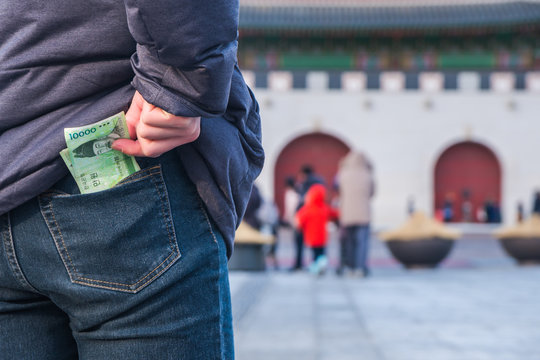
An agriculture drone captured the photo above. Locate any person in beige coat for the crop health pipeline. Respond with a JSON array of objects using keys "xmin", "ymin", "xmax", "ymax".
[{"xmin": 336, "ymin": 151, "xmax": 375, "ymax": 276}]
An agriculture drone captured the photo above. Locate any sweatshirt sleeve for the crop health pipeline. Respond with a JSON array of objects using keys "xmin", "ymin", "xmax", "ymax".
[{"xmin": 123, "ymin": 0, "xmax": 239, "ymax": 117}]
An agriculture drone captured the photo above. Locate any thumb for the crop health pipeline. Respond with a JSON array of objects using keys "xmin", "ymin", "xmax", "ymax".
[{"xmin": 111, "ymin": 138, "xmax": 144, "ymax": 157}]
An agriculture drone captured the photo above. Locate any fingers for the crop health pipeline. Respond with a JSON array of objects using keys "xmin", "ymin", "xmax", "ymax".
[
  {"xmin": 113, "ymin": 135, "xmax": 199, "ymax": 158},
  {"xmin": 111, "ymin": 138, "xmax": 144, "ymax": 157},
  {"xmin": 137, "ymin": 137, "xmax": 197, "ymax": 158},
  {"xmin": 112, "ymin": 91, "xmax": 201, "ymax": 158},
  {"xmin": 141, "ymin": 104, "xmax": 196, "ymax": 129},
  {"xmin": 135, "ymin": 115, "xmax": 200, "ymax": 141}
]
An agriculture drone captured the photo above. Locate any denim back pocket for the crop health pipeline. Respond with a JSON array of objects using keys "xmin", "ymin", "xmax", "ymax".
[{"xmin": 38, "ymin": 165, "xmax": 180, "ymax": 293}]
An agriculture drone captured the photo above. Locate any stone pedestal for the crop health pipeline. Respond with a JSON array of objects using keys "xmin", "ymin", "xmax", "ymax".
[
  {"xmin": 228, "ymin": 243, "xmax": 268, "ymax": 271},
  {"xmin": 228, "ymin": 222, "xmax": 274, "ymax": 271}
]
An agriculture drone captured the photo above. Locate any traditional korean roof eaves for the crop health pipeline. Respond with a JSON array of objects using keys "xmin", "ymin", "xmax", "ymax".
[{"xmin": 239, "ymin": 1, "xmax": 540, "ymax": 31}]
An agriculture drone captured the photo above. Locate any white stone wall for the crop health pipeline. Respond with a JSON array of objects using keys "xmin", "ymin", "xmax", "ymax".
[{"xmin": 251, "ymin": 83, "xmax": 540, "ymax": 229}]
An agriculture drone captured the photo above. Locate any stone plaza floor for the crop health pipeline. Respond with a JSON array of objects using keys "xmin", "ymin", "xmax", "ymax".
[{"xmin": 229, "ymin": 228, "xmax": 540, "ymax": 360}]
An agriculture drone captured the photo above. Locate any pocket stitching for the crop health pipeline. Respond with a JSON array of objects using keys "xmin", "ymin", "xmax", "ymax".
[
  {"xmin": 74, "ymin": 169, "xmax": 179, "ymax": 289},
  {"xmin": 74, "ymin": 252, "xmax": 178, "ymax": 287},
  {"xmin": 42, "ymin": 166, "xmax": 163, "ymax": 199},
  {"xmin": 72, "ymin": 250, "xmax": 179, "ymax": 288},
  {"xmin": 113, "ymin": 173, "xmax": 156, "ymax": 187},
  {"xmin": 40, "ymin": 199, "xmax": 81, "ymax": 283},
  {"xmin": 115, "ymin": 165, "xmax": 162, "ymax": 187},
  {"xmin": 72, "ymin": 255, "xmax": 177, "ymax": 293},
  {"xmin": 40, "ymin": 166, "xmax": 180, "ymax": 292}
]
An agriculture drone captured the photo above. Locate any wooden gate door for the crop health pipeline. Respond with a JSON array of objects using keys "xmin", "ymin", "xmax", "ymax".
[
  {"xmin": 274, "ymin": 133, "xmax": 350, "ymax": 216},
  {"xmin": 434, "ymin": 142, "xmax": 501, "ymax": 222}
]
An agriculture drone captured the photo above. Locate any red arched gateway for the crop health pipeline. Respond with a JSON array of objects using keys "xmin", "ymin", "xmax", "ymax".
[
  {"xmin": 274, "ymin": 133, "xmax": 350, "ymax": 216},
  {"xmin": 434, "ymin": 141, "xmax": 502, "ymax": 223}
]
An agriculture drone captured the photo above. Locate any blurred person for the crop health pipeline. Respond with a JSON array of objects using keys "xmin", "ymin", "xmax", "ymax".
[
  {"xmin": 484, "ymin": 200, "xmax": 494, "ymax": 223},
  {"xmin": 256, "ymin": 196, "xmax": 280, "ymax": 269},
  {"xmin": 290, "ymin": 165, "xmax": 324, "ymax": 271},
  {"xmin": 533, "ymin": 191, "xmax": 540, "ymax": 215},
  {"xmin": 492, "ymin": 200, "xmax": 502, "ymax": 223},
  {"xmin": 484, "ymin": 198, "xmax": 502, "ymax": 223},
  {"xmin": 296, "ymin": 184, "xmax": 338, "ymax": 276},
  {"xmin": 443, "ymin": 194, "xmax": 454, "ymax": 222},
  {"xmin": 476, "ymin": 205, "xmax": 487, "ymax": 223},
  {"xmin": 0, "ymin": 1, "xmax": 263, "ymax": 358},
  {"xmin": 517, "ymin": 201, "xmax": 524, "ymax": 223},
  {"xmin": 407, "ymin": 196, "xmax": 415, "ymax": 216},
  {"xmin": 298, "ymin": 164, "xmax": 325, "ymax": 205},
  {"xmin": 461, "ymin": 189, "xmax": 473, "ymax": 222},
  {"xmin": 335, "ymin": 151, "xmax": 375, "ymax": 277},
  {"xmin": 283, "ymin": 176, "xmax": 303, "ymax": 270},
  {"xmin": 283, "ymin": 176, "xmax": 300, "ymax": 228}
]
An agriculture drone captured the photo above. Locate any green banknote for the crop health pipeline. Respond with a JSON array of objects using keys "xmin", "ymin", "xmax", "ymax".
[{"xmin": 60, "ymin": 112, "xmax": 140, "ymax": 194}]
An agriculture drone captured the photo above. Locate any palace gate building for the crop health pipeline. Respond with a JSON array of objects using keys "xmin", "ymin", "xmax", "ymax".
[{"xmin": 238, "ymin": 0, "xmax": 540, "ymax": 228}]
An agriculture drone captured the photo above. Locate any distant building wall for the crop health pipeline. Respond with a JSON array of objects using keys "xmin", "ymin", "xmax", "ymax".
[{"xmin": 250, "ymin": 71, "xmax": 540, "ymax": 229}]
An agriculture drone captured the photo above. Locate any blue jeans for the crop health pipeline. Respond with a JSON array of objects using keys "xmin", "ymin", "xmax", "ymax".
[
  {"xmin": 341, "ymin": 225, "xmax": 370, "ymax": 271},
  {"xmin": 0, "ymin": 151, "xmax": 233, "ymax": 359}
]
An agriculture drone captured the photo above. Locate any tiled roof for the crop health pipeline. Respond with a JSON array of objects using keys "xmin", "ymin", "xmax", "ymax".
[{"xmin": 239, "ymin": 1, "xmax": 540, "ymax": 31}]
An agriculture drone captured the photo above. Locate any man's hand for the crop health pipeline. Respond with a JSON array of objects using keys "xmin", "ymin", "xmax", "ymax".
[{"xmin": 112, "ymin": 91, "xmax": 200, "ymax": 157}]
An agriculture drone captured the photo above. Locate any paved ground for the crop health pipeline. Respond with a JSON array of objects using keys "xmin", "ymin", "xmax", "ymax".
[{"xmin": 229, "ymin": 227, "xmax": 540, "ymax": 360}]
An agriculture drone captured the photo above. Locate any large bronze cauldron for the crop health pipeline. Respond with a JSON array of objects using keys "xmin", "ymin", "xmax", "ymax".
[
  {"xmin": 379, "ymin": 212, "xmax": 460, "ymax": 269},
  {"xmin": 495, "ymin": 216, "xmax": 540, "ymax": 265},
  {"xmin": 385, "ymin": 237, "xmax": 455, "ymax": 268},
  {"xmin": 499, "ymin": 237, "xmax": 540, "ymax": 265}
]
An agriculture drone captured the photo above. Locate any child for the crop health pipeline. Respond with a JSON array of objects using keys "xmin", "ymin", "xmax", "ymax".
[{"xmin": 296, "ymin": 184, "xmax": 339, "ymax": 275}]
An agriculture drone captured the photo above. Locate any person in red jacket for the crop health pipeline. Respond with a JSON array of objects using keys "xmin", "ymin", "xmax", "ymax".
[{"xmin": 296, "ymin": 184, "xmax": 339, "ymax": 274}]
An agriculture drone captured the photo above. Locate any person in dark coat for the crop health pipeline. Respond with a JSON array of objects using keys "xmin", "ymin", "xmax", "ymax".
[
  {"xmin": 283, "ymin": 176, "xmax": 302, "ymax": 270},
  {"xmin": 533, "ymin": 191, "xmax": 540, "ymax": 215},
  {"xmin": 290, "ymin": 165, "xmax": 324, "ymax": 270},
  {"xmin": 0, "ymin": 1, "xmax": 263, "ymax": 358},
  {"xmin": 298, "ymin": 164, "xmax": 326, "ymax": 202}
]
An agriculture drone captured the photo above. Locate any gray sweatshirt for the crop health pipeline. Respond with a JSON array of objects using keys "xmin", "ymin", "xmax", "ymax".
[{"xmin": 0, "ymin": 0, "xmax": 264, "ymax": 256}]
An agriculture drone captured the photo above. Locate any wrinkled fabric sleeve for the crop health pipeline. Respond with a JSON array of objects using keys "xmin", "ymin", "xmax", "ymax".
[
  {"xmin": 123, "ymin": 0, "xmax": 238, "ymax": 117},
  {"xmin": 177, "ymin": 65, "xmax": 265, "ymax": 257}
]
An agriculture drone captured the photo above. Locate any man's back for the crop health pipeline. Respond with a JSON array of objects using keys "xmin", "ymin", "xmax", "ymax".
[
  {"xmin": 0, "ymin": 0, "xmax": 265, "ymax": 251},
  {"xmin": 0, "ymin": 1, "xmax": 134, "ymax": 127},
  {"xmin": 0, "ymin": 0, "xmax": 136, "ymax": 214},
  {"xmin": 0, "ymin": 1, "xmax": 263, "ymax": 358}
]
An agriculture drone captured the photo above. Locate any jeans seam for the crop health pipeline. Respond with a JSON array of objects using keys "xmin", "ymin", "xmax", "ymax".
[
  {"xmin": 217, "ymin": 248, "xmax": 225, "ymax": 358},
  {"xmin": 199, "ymin": 200, "xmax": 218, "ymax": 244},
  {"xmin": 217, "ymin": 234, "xmax": 230, "ymax": 359},
  {"xmin": 198, "ymin": 199, "xmax": 226, "ymax": 357},
  {"xmin": 38, "ymin": 166, "xmax": 180, "ymax": 293},
  {"xmin": 1, "ymin": 213, "xmax": 40, "ymax": 293},
  {"xmin": 154, "ymin": 168, "xmax": 178, "ymax": 253}
]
